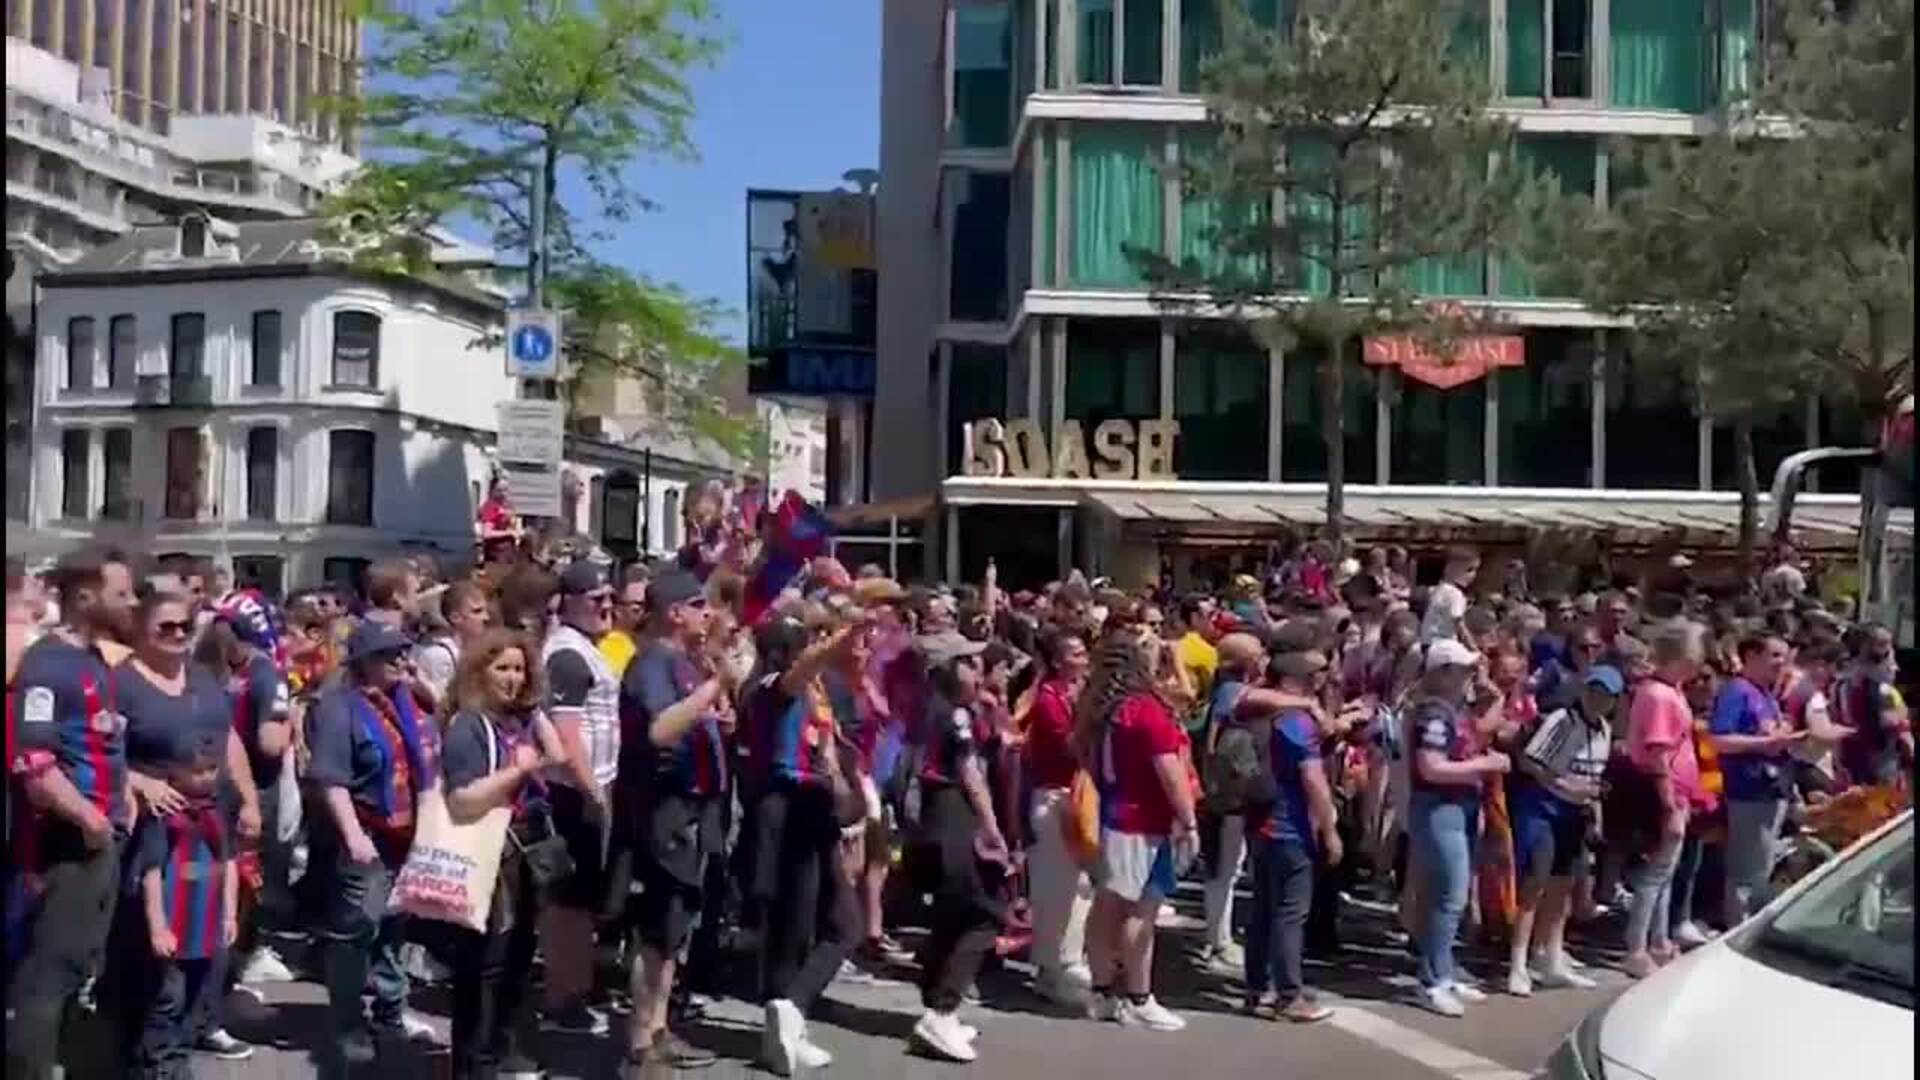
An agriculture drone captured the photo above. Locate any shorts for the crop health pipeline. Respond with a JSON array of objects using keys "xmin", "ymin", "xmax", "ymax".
[
  {"xmin": 628, "ymin": 864, "xmax": 705, "ymax": 957},
  {"xmin": 547, "ymin": 783, "xmax": 615, "ymax": 915},
  {"xmin": 1513, "ymin": 807, "xmax": 1588, "ymax": 885},
  {"xmin": 861, "ymin": 809, "xmax": 894, "ymax": 868},
  {"xmin": 1094, "ymin": 830, "xmax": 1176, "ymax": 905}
]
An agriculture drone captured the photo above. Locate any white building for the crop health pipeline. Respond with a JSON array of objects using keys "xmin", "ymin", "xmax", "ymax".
[
  {"xmin": 760, "ymin": 397, "xmax": 830, "ymax": 504},
  {"xmin": 29, "ymin": 216, "xmax": 735, "ymax": 593}
]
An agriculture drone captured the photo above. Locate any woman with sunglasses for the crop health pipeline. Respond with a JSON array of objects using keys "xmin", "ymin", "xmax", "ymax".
[
  {"xmin": 114, "ymin": 585, "xmax": 260, "ymax": 1061},
  {"xmin": 303, "ymin": 620, "xmax": 438, "ymax": 1068}
]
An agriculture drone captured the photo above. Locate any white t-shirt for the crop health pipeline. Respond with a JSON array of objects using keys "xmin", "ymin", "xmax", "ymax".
[{"xmin": 1420, "ymin": 582, "xmax": 1469, "ymax": 646}]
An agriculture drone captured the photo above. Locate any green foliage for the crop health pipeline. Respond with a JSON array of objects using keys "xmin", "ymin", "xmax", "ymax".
[
  {"xmin": 1141, "ymin": 0, "xmax": 1539, "ymax": 540},
  {"xmin": 323, "ymin": 0, "xmax": 754, "ymax": 458}
]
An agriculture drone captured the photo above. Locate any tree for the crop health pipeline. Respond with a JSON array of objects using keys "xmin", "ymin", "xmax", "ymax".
[
  {"xmin": 327, "ymin": 0, "xmax": 757, "ymax": 459},
  {"xmin": 1142, "ymin": 0, "xmax": 1538, "ymax": 544}
]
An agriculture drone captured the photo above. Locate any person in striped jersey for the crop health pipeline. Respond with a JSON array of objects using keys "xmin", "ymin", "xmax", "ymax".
[{"xmin": 118, "ymin": 731, "xmax": 236, "ymax": 1078}]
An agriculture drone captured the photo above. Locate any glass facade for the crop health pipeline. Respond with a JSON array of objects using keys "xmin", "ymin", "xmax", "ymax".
[
  {"xmin": 1712, "ymin": 407, "xmax": 1809, "ymax": 493},
  {"xmin": 948, "ymin": 344, "xmax": 1010, "ymax": 475},
  {"xmin": 951, "ymin": 171, "xmax": 1011, "ymax": 322},
  {"xmin": 1611, "ymin": 0, "xmax": 1708, "ymax": 111},
  {"xmin": 1497, "ymin": 329, "xmax": 1595, "ymax": 487},
  {"xmin": 1177, "ymin": 131, "xmax": 1268, "ymax": 283},
  {"xmin": 1280, "ymin": 341, "xmax": 1378, "ymax": 484},
  {"xmin": 1077, "ymin": 0, "xmax": 1162, "ymax": 87},
  {"xmin": 1069, "ymin": 124, "xmax": 1164, "ymax": 288},
  {"xmin": 1174, "ymin": 326, "xmax": 1268, "ymax": 480},
  {"xmin": 1065, "ymin": 318, "xmax": 1159, "ymax": 431},
  {"xmin": 1604, "ymin": 340, "xmax": 1698, "ymax": 490},
  {"xmin": 954, "ymin": 1, "xmax": 1012, "ymax": 148},
  {"xmin": 1500, "ymin": 136, "xmax": 1596, "ymax": 298},
  {"xmin": 1390, "ymin": 372, "xmax": 1486, "ymax": 486}
]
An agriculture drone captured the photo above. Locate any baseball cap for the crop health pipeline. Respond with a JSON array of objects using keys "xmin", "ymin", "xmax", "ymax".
[
  {"xmin": 346, "ymin": 620, "xmax": 413, "ymax": 663},
  {"xmin": 852, "ymin": 577, "xmax": 909, "ymax": 607},
  {"xmin": 917, "ymin": 629, "xmax": 988, "ymax": 668},
  {"xmin": 1584, "ymin": 665, "xmax": 1627, "ymax": 697},
  {"xmin": 646, "ymin": 568, "xmax": 706, "ymax": 613},
  {"xmin": 558, "ymin": 560, "xmax": 610, "ymax": 597},
  {"xmin": 1425, "ymin": 638, "xmax": 1481, "ymax": 672}
]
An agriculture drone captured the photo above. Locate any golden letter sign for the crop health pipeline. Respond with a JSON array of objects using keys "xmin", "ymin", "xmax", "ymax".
[{"xmin": 962, "ymin": 418, "xmax": 1180, "ymax": 481}]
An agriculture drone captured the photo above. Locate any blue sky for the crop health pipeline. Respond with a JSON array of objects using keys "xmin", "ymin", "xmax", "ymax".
[{"xmin": 600, "ymin": 0, "xmax": 880, "ymax": 339}]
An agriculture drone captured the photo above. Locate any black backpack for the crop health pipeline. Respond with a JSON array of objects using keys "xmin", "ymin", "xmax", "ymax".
[{"xmin": 1204, "ymin": 715, "xmax": 1278, "ymax": 816}]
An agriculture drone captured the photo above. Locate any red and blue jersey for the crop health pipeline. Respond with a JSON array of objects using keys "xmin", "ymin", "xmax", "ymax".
[
  {"xmin": 622, "ymin": 642, "xmax": 729, "ymax": 799},
  {"xmin": 769, "ymin": 681, "xmax": 837, "ymax": 787},
  {"xmin": 8, "ymin": 636, "xmax": 127, "ymax": 844},
  {"xmin": 229, "ymin": 652, "xmax": 290, "ymax": 789},
  {"xmin": 304, "ymin": 683, "xmax": 430, "ymax": 844},
  {"xmin": 130, "ymin": 803, "xmax": 229, "ymax": 960}
]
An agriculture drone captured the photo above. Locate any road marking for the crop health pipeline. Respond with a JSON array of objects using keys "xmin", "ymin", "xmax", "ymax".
[{"xmin": 1324, "ymin": 998, "xmax": 1533, "ymax": 1080}]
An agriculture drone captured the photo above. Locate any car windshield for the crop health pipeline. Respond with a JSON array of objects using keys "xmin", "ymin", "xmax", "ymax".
[{"xmin": 1742, "ymin": 815, "xmax": 1914, "ymax": 1010}]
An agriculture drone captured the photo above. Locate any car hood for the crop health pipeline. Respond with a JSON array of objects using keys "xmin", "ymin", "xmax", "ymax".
[{"xmin": 1600, "ymin": 942, "xmax": 1913, "ymax": 1080}]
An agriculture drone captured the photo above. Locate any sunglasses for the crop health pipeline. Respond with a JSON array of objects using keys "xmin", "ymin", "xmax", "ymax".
[{"xmin": 153, "ymin": 619, "xmax": 193, "ymax": 637}]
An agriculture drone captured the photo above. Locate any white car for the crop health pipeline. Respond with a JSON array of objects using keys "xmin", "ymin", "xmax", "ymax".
[{"xmin": 1541, "ymin": 810, "xmax": 1914, "ymax": 1080}]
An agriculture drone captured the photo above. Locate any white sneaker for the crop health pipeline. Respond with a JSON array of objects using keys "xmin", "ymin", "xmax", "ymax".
[
  {"xmin": 1035, "ymin": 968, "xmax": 1091, "ymax": 1008},
  {"xmin": 1506, "ymin": 967, "xmax": 1533, "ymax": 997},
  {"xmin": 1201, "ymin": 943, "xmax": 1245, "ymax": 974},
  {"xmin": 794, "ymin": 1037, "xmax": 833, "ymax": 1070},
  {"xmin": 239, "ymin": 944, "xmax": 297, "ymax": 985},
  {"xmin": 1063, "ymin": 962, "xmax": 1094, "ymax": 988},
  {"xmin": 1418, "ymin": 985, "xmax": 1466, "ymax": 1018},
  {"xmin": 763, "ymin": 999, "xmax": 804, "ymax": 1076},
  {"xmin": 196, "ymin": 1028, "xmax": 254, "ymax": 1060},
  {"xmin": 911, "ymin": 1010, "xmax": 978, "ymax": 1062},
  {"xmin": 1448, "ymin": 980, "xmax": 1488, "ymax": 1004},
  {"xmin": 1088, "ymin": 992, "xmax": 1120, "ymax": 1022},
  {"xmin": 1116, "ymin": 995, "xmax": 1186, "ymax": 1032},
  {"xmin": 1538, "ymin": 965, "xmax": 1599, "ymax": 990},
  {"xmin": 395, "ymin": 1010, "xmax": 444, "ymax": 1045},
  {"xmin": 1673, "ymin": 921, "xmax": 1713, "ymax": 948}
]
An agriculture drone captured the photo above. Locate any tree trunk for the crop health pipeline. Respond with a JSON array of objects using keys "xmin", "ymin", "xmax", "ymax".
[{"xmin": 1734, "ymin": 416, "xmax": 1759, "ymax": 581}]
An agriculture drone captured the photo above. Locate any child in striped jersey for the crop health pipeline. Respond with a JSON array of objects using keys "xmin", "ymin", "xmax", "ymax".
[{"xmin": 119, "ymin": 733, "xmax": 237, "ymax": 1077}]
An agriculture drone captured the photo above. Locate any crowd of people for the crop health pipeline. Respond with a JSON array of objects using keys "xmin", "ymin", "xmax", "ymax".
[{"xmin": 3, "ymin": 515, "xmax": 1911, "ymax": 1078}]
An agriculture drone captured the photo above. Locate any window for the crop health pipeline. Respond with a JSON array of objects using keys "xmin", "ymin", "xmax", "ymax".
[
  {"xmin": 231, "ymin": 555, "xmax": 285, "ymax": 599},
  {"xmin": 1179, "ymin": 0, "xmax": 1281, "ymax": 92},
  {"xmin": 1065, "ymin": 318, "xmax": 1159, "ymax": 432},
  {"xmin": 662, "ymin": 489, "xmax": 682, "ymax": 550},
  {"xmin": 163, "ymin": 426, "xmax": 205, "ymax": 519},
  {"xmin": 331, "ymin": 311, "xmax": 380, "ymax": 388},
  {"xmin": 60, "ymin": 429, "xmax": 90, "ymax": 519},
  {"xmin": 180, "ymin": 217, "xmax": 207, "ymax": 257},
  {"xmin": 1611, "ymin": 0, "xmax": 1708, "ymax": 111},
  {"xmin": 951, "ymin": 171, "xmax": 1012, "ymax": 322},
  {"xmin": 322, "ymin": 557, "xmax": 369, "ymax": 599},
  {"xmin": 108, "ymin": 315, "xmax": 136, "ymax": 389},
  {"xmin": 1390, "ymin": 372, "xmax": 1486, "ymax": 486},
  {"xmin": 67, "ymin": 317, "xmax": 96, "ymax": 391},
  {"xmin": 953, "ymin": 1, "xmax": 1013, "ymax": 148},
  {"xmin": 1177, "ymin": 131, "xmax": 1270, "ymax": 283},
  {"xmin": 1604, "ymin": 339, "xmax": 1697, "ymax": 490},
  {"xmin": 169, "ymin": 312, "xmax": 205, "ymax": 379},
  {"xmin": 245, "ymin": 426, "xmax": 278, "ymax": 521},
  {"xmin": 101, "ymin": 428, "xmax": 133, "ymax": 519},
  {"xmin": 1496, "ymin": 329, "xmax": 1594, "ymax": 487},
  {"xmin": 1077, "ymin": 0, "xmax": 1162, "ymax": 87},
  {"xmin": 1499, "ymin": 137, "xmax": 1596, "ymax": 298},
  {"xmin": 947, "ymin": 345, "xmax": 1010, "ymax": 475},
  {"xmin": 251, "ymin": 310, "xmax": 282, "ymax": 386},
  {"xmin": 1713, "ymin": 403, "xmax": 1810, "ymax": 493},
  {"xmin": 1175, "ymin": 327, "xmax": 1269, "ymax": 480},
  {"xmin": 325, "ymin": 429, "xmax": 375, "ymax": 525},
  {"xmin": 1069, "ymin": 124, "xmax": 1164, "ymax": 287},
  {"xmin": 1506, "ymin": 0, "xmax": 1594, "ymax": 99},
  {"xmin": 1280, "ymin": 341, "xmax": 1380, "ymax": 483}
]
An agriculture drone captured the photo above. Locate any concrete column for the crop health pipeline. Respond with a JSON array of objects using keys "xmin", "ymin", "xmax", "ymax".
[
  {"xmin": 47, "ymin": 0, "xmax": 66, "ymax": 58},
  {"xmin": 1590, "ymin": 329, "xmax": 1606, "ymax": 488},
  {"xmin": 9, "ymin": 0, "xmax": 31, "ymax": 44},
  {"xmin": 189, "ymin": 0, "xmax": 208, "ymax": 113},
  {"xmin": 945, "ymin": 504, "xmax": 961, "ymax": 583},
  {"xmin": 261, "ymin": 0, "xmax": 277, "ymax": 121},
  {"xmin": 77, "ymin": 0, "xmax": 96, "ymax": 70},
  {"xmin": 1157, "ymin": 318, "xmax": 1174, "ymax": 421},
  {"xmin": 1375, "ymin": 368, "xmax": 1392, "ymax": 485},
  {"xmin": 1026, "ymin": 320, "xmax": 1044, "ymax": 420},
  {"xmin": 134, "ymin": 0, "xmax": 155, "ymax": 128},
  {"xmin": 1054, "ymin": 124, "xmax": 1073, "ymax": 285},
  {"xmin": 1056, "ymin": 506, "xmax": 1073, "ymax": 580},
  {"xmin": 1161, "ymin": 0, "xmax": 1178, "ymax": 92},
  {"xmin": 1485, "ymin": 369, "xmax": 1501, "ymax": 486},
  {"xmin": 212, "ymin": 0, "xmax": 228, "ymax": 111},
  {"xmin": 234, "ymin": 2, "xmax": 251, "ymax": 114},
  {"xmin": 1048, "ymin": 314, "xmax": 1067, "ymax": 436},
  {"xmin": 162, "ymin": 0, "xmax": 183, "ymax": 125},
  {"xmin": 1267, "ymin": 342, "xmax": 1284, "ymax": 481}
]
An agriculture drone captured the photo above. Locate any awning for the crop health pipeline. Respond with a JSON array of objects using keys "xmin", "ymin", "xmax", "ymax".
[
  {"xmin": 1078, "ymin": 489, "xmax": 1908, "ymax": 550},
  {"xmin": 825, "ymin": 494, "xmax": 936, "ymax": 530}
]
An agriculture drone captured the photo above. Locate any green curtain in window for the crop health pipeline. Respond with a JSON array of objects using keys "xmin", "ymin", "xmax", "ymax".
[
  {"xmin": 1499, "ymin": 136, "xmax": 1595, "ymax": 297},
  {"xmin": 1719, "ymin": 0, "xmax": 1755, "ymax": 104},
  {"xmin": 1406, "ymin": 252, "xmax": 1487, "ymax": 297},
  {"xmin": 1175, "ymin": 335, "xmax": 1269, "ymax": 479},
  {"xmin": 1066, "ymin": 323, "xmax": 1158, "ymax": 420},
  {"xmin": 1450, "ymin": 0, "xmax": 1490, "ymax": 81},
  {"xmin": 1179, "ymin": 0, "xmax": 1220, "ymax": 92},
  {"xmin": 1071, "ymin": 125, "xmax": 1164, "ymax": 288},
  {"xmin": 1080, "ymin": 0, "xmax": 1116, "ymax": 84},
  {"xmin": 1284, "ymin": 136, "xmax": 1370, "ymax": 297},
  {"xmin": 1611, "ymin": 0, "xmax": 1705, "ymax": 111},
  {"xmin": 1179, "ymin": 132, "xmax": 1267, "ymax": 281},
  {"xmin": 1506, "ymin": 0, "xmax": 1545, "ymax": 96}
]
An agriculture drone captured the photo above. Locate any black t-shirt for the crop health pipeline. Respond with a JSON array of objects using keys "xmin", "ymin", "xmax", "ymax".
[
  {"xmin": 119, "ymin": 662, "xmax": 232, "ymax": 772},
  {"xmin": 547, "ymin": 651, "xmax": 595, "ymax": 710},
  {"xmin": 441, "ymin": 709, "xmax": 548, "ymax": 822}
]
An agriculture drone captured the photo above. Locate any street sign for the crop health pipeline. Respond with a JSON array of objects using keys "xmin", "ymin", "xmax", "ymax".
[
  {"xmin": 505, "ymin": 308, "xmax": 563, "ymax": 378},
  {"xmin": 499, "ymin": 461, "xmax": 563, "ymax": 518},
  {"xmin": 496, "ymin": 400, "xmax": 565, "ymax": 466}
]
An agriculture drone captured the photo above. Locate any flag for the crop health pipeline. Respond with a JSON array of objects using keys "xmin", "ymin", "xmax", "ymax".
[{"xmin": 742, "ymin": 492, "xmax": 834, "ymax": 625}]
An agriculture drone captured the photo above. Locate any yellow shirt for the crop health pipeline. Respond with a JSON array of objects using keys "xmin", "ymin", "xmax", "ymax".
[
  {"xmin": 599, "ymin": 630, "xmax": 638, "ymax": 679},
  {"xmin": 1176, "ymin": 631, "xmax": 1219, "ymax": 702}
]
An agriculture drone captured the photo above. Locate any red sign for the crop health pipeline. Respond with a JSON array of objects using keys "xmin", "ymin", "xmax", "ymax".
[{"xmin": 1363, "ymin": 332, "xmax": 1525, "ymax": 389}]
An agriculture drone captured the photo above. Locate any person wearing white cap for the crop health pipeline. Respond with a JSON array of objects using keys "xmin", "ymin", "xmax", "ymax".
[{"xmin": 1404, "ymin": 638, "xmax": 1513, "ymax": 1017}]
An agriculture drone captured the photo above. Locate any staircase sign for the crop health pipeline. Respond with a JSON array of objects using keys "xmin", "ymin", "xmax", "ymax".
[{"xmin": 506, "ymin": 308, "xmax": 562, "ymax": 379}]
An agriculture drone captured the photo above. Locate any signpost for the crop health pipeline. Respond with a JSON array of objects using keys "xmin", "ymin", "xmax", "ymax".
[
  {"xmin": 496, "ymin": 400, "xmax": 565, "ymax": 519},
  {"xmin": 505, "ymin": 308, "xmax": 563, "ymax": 379}
]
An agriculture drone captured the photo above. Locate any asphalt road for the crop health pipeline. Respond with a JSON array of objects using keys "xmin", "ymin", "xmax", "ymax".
[{"xmin": 143, "ymin": 884, "xmax": 1631, "ymax": 1079}]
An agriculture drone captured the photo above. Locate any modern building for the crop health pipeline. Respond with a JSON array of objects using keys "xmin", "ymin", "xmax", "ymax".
[
  {"xmin": 26, "ymin": 217, "xmax": 734, "ymax": 593},
  {"xmin": 876, "ymin": 0, "xmax": 1890, "ymax": 587},
  {"xmin": 6, "ymin": 24, "xmax": 361, "ymax": 545}
]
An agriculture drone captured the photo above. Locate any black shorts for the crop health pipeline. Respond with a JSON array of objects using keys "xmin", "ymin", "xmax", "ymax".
[
  {"xmin": 1515, "ymin": 807, "xmax": 1589, "ymax": 885},
  {"xmin": 547, "ymin": 783, "xmax": 616, "ymax": 916},
  {"xmin": 628, "ymin": 865, "xmax": 704, "ymax": 957}
]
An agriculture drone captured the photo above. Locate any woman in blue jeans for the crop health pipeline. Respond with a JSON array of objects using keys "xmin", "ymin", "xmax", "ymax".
[
  {"xmin": 303, "ymin": 621, "xmax": 438, "ymax": 1070},
  {"xmin": 1405, "ymin": 641, "xmax": 1512, "ymax": 1018}
]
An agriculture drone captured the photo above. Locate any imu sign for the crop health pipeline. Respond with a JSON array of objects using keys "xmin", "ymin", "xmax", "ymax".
[{"xmin": 962, "ymin": 418, "xmax": 1181, "ymax": 480}]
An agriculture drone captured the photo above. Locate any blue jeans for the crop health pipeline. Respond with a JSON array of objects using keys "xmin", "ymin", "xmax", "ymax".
[
  {"xmin": 320, "ymin": 853, "xmax": 410, "ymax": 1054},
  {"xmin": 1625, "ymin": 844, "xmax": 1679, "ymax": 954},
  {"xmin": 1408, "ymin": 793, "xmax": 1476, "ymax": 989},
  {"xmin": 1243, "ymin": 833, "xmax": 1314, "ymax": 1001},
  {"xmin": 1724, "ymin": 797, "xmax": 1787, "ymax": 927}
]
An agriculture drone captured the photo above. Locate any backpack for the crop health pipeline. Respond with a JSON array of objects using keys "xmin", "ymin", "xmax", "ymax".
[{"xmin": 1204, "ymin": 717, "xmax": 1278, "ymax": 816}]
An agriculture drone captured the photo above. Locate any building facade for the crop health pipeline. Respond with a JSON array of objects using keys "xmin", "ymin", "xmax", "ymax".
[
  {"xmin": 876, "ymin": 0, "xmax": 1885, "ymax": 586},
  {"xmin": 28, "ymin": 217, "xmax": 731, "ymax": 593}
]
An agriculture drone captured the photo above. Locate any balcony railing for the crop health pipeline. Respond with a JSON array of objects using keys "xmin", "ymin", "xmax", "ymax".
[{"xmin": 135, "ymin": 374, "xmax": 214, "ymax": 407}]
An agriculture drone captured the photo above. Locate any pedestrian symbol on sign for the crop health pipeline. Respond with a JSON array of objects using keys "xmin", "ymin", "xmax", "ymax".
[{"xmin": 505, "ymin": 309, "xmax": 563, "ymax": 378}]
